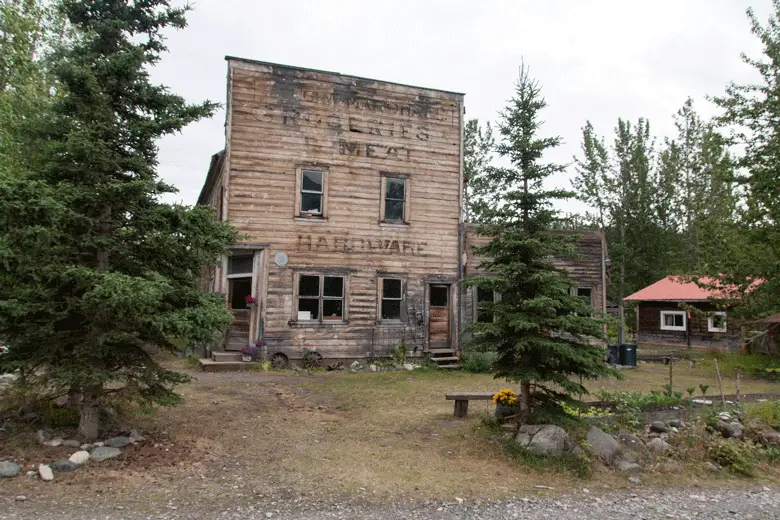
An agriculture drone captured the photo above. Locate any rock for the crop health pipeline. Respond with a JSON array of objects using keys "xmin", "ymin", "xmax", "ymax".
[
  {"xmin": 692, "ymin": 398, "xmax": 713, "ymax": 405},
  {"xmin": 616, "ymin": 460, "xmax": 642, "ymax": 474},
  {"xmin": 101, "ymin": 407, "xmax": 117, "ymax": 419},
  {"xmin": 515, "ymin": 425, "xmax": 568, "ymax": 457},
  {"xmin": 129, "ymin": 430, "xmax": 146, "ymax": 443},
  {"xmin": 69, "ymin": 451, "xmax": 90, "ymax": 465},
  {"xmin": 1, "ymin": 420, "xmax": 14, "ymax": 434},
  {"xmin": 38, "ymin": 464, "xmax": 53, "ymax": 481},
  {"xmin": 617, "ymin": 432, "xmax": 645, "ymax": 452},
  {"xmin": 718, "ymin": 412, "xmax": 733, "ymax": 422},
  {"xmin": 90, "ymin": 446, "xmax": 121, "ymax": 462},
  {"xmin": 650, "ymin": 421, "xmax": 668, "ymax": 433},
  {"xmin": 718, "ymin": 421, "xmax": 743, "ymax": 439},
  {"xmin": 628, "ymin": 476, "xmax": 642, "ymax": 484},
  {"xmin": 22, "ymin": 412, "xmax": 42, "ymax": 423},
  {"xmin": 585, "ymin": 426, "xmax": 621, "ymax": 465},
  {"xmin": 621, "ymin": 451, "xmax": 637, "ymax": 463},
  {"xmin": 704, "ymin": 461, "xmax": 720, "ymax": 472},
  {"xmin": 43, "ymin": 438, "xmax": 63, "ymax": 447},
  {"xmin": 658, "ymin": 461, "xmax": 684, "ymax": 474},
  {"xmin": 50, "ymin": 460, "xmax": 78, "ymax": 473},
  {"xmin": 402, "ymin": 363, "xmax": 414, "ymax": 371},
  {"xmin": 93, "ymin": 441, "xmax": 104, "ymax": 447},
  {"xmin": 369, "ymin": 364, "xmax": 377, "ymax": 372},
  {"xmin": 0, "ymin": 460, "xmax": 21, "ymax": 478},
  {"xmin": 646, "ymin": 438, "xmax": 671, "ymax": 453},
  {"xmin": 669, "ymin": 426, "xmax": 679, "ymax": 434},
  {"xmin": 668, "ymin": 419, "xmax": 684, "ymax": 428},
  {"xmin": 36, "ymin": 429, "xmax": 51, "ymax": 443},
  {"xmin": 759, "ymin": 430, "xmax": 780, "ymax": 446},
  {"xmin": 14, "ymin": 495, "xmax": 26, "ymax": 502},
  {"xmin": 80, "ymin": 444, "xmax": 92, "ymax": 451},
  {"xmin": 104, "ymin": 436, "xmax": 132, "ymax": 448},
  {"xmin": 349, "ymin": 361, "xmax": 360, "ymax": 369},
  {"xmin": 62, "ymin": 439, "xmax": 81, "ymax": 448}
]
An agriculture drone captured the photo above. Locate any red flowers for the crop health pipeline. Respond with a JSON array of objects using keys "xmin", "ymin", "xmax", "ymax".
[{"xmin": 245, "ymin": 295, "xmax": 256, "ymax": 304}]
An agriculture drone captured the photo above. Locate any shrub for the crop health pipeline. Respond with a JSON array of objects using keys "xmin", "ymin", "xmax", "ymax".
[
  {"xmin": 707, "ymin": 438, "xmax": 759, "ymax": 476},
  {"xmin": 746, "ymin": 400, "xmax": 780, "ymax": 430},
  {"xmin": 44, "ymin": 406, "xmax": 78, "ymax": 428},
  {"xmin": 391, "ymin": 344, "xmax": 407, "ymax": 365},
  {"xmin": 461, "ymin": 351, "xmax": 495, "ymax": 373}
]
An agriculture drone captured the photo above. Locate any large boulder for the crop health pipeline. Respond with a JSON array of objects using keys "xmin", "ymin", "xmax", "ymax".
[
  {"xmin": 759, "ymin": 430, "xmax": 780, "ymax": 447},
  {"xmin": 718, "ymin": 421, "xmax": 743, "ymax": 439},
  {"xmin": 646, "ymin": 438, "xmax": 671, "ymax": 453},
  {"xmin": 585, "ymin": 426, "xmax": 621, "ymax": 465},
  {"xmin": 0, "ymin": 461, "xmax": 20, "ymax": 478},
  {"xmin": 515, "ymin": 425, "xmax": 569, "ymax": 457},
  {"xmin": 617, "ymin": 432, "xmax": 645, "ymax": 452},
  {"xmin": 649, "ymin": 421, "xmax": 668, "ymax": 433},
  {"xmin": 90, "ymin": 446, "xmax": 121, "ymax": 462}
]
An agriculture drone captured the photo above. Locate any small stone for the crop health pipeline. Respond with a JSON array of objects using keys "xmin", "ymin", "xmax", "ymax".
[
  {"xmin": 90, "ymin": 446, "xmax": 121, "ymax": 462},
  {"xmin": 628, "ymin": 476, "xmax": 642, "ymax": 484},
  {"xmin": 265, "ymin": 513, "xmax": 274, "ymax": 518},
  {"xmin": 616, "ymin": 460, "xmax": 642, "ymax": 474},
  {"xmin": 349, "ymin": 361, "xmax": 360, "ymax": 369},
  {"xmin": 646, "ymin": 438, "xmax": 671, "ymax": 453},
  {"xmin": 650, "ymin": 421, "xmax": 668, "ymax": 433},
  {"xmin": 402, "ymin": 363, "xmax": 414, "ymax": 371},
  {"xmin": 80, "ymin": 444, "xmax": 92, "ymax": 450},
  {"xmin": 43, "ymin": 438, "xmax": 63, "ymax": 447},
  {"xmin": 93, "ymin": 442, "xmax": 104, "ymax": 447},
  {"xmin": 667, "ymin": 419, "xmax": 683, "ymax": 428},
  {"xmin": 669, "ymin": 426, "xmax": 679, "ymax": 433},
  {"xmin": 104, "ymin": 436, "xmax": 132, "ymax": 448},
  {"xmin": 0, "ymin": 460, "xmax": 21, "ymax": 478},
  {"xmin": 50, "ymin": 460, "xmax": 77, "ymax": 473},
  {"xmin": 369, "ymin": 364, "xmax": 377, "ymax": 372},
  {"xmin": 38, "ymin": 464, "xmax": 54, "ymax": 481},
  {"xmin": 62, "ymin": 439, "xmax": 81, "ymax": 448},
  {"xmin": 36, "ymin": 429, "xmax": 51, "ymax": 443},
  {"xmin": 14, "ymin": 495, "xmax": 26, "ymax": 502},
  {"xmin": 704, "ymin": 461, "xmax": 720, "ymax": 472}
]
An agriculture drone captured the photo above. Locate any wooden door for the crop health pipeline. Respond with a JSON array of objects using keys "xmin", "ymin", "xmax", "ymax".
[{"xmin": 428, "ymin": 284, "xmax": 450, "ymax": 348}]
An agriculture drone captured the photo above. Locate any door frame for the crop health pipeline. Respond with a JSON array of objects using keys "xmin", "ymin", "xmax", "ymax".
[
  {"xmin": 223, "ymin": 247, "xmax": 266, "ymax": 349},
  {"xmin": 426, "ymin": 282, "xmax": 453, "ymax": 349}
]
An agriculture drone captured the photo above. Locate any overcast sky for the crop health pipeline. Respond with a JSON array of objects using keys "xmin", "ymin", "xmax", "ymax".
[{"xmin": 150, "ymin": 0, "xmax": 771, "ymax": 206}]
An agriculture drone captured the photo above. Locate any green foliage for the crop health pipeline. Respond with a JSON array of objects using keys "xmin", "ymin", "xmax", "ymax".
[
  {"xmin": 746, "ymin": 400, "xmax": 780, "ymax": 430},
  {"xmin": 699, "ymin": 384, "xmax": 710, "ymax": 396},
  {"xmin": 461, "ymin": 350, "xmax": 495, "ymax": 373},
  {"xmin": 707, "ymin": 438, "xmax": 759, "ymax": 476},
  {"xmin": 701, "ymin": 352, "xmax": 776, "ymax": 378},
  {"xmin": 599, "ymin": 389, "xmax": 684, "ymax": 411},
  {"xmin": 391, "ymin": 344, "xmax": 407, "ymax": 365},
  {"xmin": 501, "ymin": 436, "xmax": 592, "ymax": 479},
  {"xmin": 0, "ymin": 0, "xmax": 237, "ymax": 438},
  {"xmin": 463, "ymin": 119, "xmax": 496, "ymax": 222},
  {"xmin": 43, "ymin": 405, "xmax": 78, "ymax": 428},
  {"xmin": 464, "ymin": 64, "xmax": 617, "ymax": 417},
  {"xmin": 686, "ymin": 387, "xmax": 696, "ymax": 397}
]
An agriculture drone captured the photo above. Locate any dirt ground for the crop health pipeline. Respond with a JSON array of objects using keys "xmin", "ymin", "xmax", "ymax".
[{"xmin": 1, "ymin": 363, "xmax": 779, "ymax": 518}]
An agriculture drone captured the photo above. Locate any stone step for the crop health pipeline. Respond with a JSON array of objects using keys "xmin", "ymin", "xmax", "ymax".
[
  {"xmin": 212, "ymin": 351, "xmax": 242, "ymax": 362},
  {"xmin": 198, "ymin": 359, "xmax": 257, "ymax": 372},
  {"xmin": 437, "ymin": 364, "xmax": 461, "ymax": 370}
]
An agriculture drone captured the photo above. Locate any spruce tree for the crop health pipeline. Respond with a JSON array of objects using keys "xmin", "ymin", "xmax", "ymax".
[
  {"xmin": 0, "ymin": 0, "xmax": 236, "ymax": 439},
  {"xmin": 466, "ymin": 66, "xmax": 616, "ymax": 421}
]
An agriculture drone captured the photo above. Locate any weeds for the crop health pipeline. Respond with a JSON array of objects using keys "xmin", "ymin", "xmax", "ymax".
[
  {"xmin": 746, "ymin": 400, "xmax": 780, "ymax": 430},
  {"xmin": 707, "ymin": 438, "xmax": 759, "ymax": 476},
  {"xmin": 461, "ymin": 351, "xmax": 496, "ymax": 373}
]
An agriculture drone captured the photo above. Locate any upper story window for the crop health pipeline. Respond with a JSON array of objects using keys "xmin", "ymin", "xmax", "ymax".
[
  {"xmin": 295, "ymin": 166, "xmax": 328, "ymax": 220},
  {"xmin": 379, "ymin": 174, "xmax": 410, "ymax": 225}
]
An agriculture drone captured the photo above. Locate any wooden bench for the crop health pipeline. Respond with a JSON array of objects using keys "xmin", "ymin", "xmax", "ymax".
[{"xmin": 445, "ymin": 392, "xmax": 495, "ymax": 417}]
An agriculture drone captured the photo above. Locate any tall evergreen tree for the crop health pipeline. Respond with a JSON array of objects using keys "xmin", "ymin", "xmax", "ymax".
[
  {"xmin": 466, "ymin": 66, "xmax": 615, "ymax": 421},
  {"xmin": 463, "ymin": 118, "xmax": 495, "ymax": 222},
  {"xmin": 0, "ymin": 0, "xmax": 236, "ymax": 439},
  {"xmin": 713, "ymin": 1, "xmax": 780, "ymax": 316}
]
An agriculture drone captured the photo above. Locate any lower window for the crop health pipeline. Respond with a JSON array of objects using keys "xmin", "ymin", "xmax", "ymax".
[
  {"xmin": 381, "ymin": 278, "xmax": 403, "ymax": 320},
  {"xmin": 475, "ymin": 286, "xmax": 497, "ymax": 323},
  {"xmin": 297, "ymin": 274, "xmax": 345, "ymax": 322},
  {"xmin": 660, "ymin": 311, "xmax": 686, "ymax": 331}
]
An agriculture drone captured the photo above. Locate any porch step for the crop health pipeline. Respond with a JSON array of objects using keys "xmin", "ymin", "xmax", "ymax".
[
  {"xmin": 437, "ymin": 364, "xmax": 461, "ymax": 369},
  {"xmin": 429, "ymin": 348, "xmax": 456, "ymax": 355},
  {"xmin": 198, "ymin": 358, "xmax": 257, "ymax": 372},
  {"xmin": 212, "ymin": 351, "xmax": 242, "ymax": 362},
  {"xmin": 431, "ymin": 356, "xmax": 459, "ymax": 362}
]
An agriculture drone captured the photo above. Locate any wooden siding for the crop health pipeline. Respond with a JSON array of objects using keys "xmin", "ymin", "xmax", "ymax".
[
  {"xmin": 219, "ymin": 59, "xmax": 464, "ymax": 360},
  {"xmin": 462, "ymin": 228, "xmax": 608, "ymax": 329},
  {"xmin": 635, "ymin": 301, "xmax": 740, "ymax": 350}
]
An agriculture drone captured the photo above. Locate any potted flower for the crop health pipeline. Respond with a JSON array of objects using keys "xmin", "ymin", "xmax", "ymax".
[
  {"xmin": 245, "ymin": 295, "xmax": 257, "ymax": 309},
  {"xmin": 241, "ymin": 344, "xmax": 259, "ymax": 362},
  {"xmin": 492, "ymin": 388, "xmax": 518, "ymax": 420}
]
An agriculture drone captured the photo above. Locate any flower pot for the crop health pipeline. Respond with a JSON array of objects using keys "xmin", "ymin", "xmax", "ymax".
[
  {"xmin": 242, "ymin": 355, "xmax": 253, "ymax": 362},
  {"xmin": 495, "ymin": 403, "xmax": 517, "ymax": 420},
  {"xmin": 246, "ymin": 303, "xmax": 256, "ymax": 309}
]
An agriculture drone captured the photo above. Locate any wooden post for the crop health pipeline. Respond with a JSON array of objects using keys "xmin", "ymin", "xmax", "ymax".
[
  {"xmin": 669, "ymin": 359, "xmax": 674, "ymax": 391},
  {"xmin": 454, "ymin": 400, "xmax": 469, "ymax": 418},
  {"xmin": 735, "ymin": 369, "xmax": 741, "ymax": 404},
  {"xmin": 714, "ymin": 358, "xmax": 726, "ymax": 409}
]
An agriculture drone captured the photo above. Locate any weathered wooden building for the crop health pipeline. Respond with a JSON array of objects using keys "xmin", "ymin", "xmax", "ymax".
[{"xmin": 198, "ymin": 58, "xmax": 465, "ymax": 368}]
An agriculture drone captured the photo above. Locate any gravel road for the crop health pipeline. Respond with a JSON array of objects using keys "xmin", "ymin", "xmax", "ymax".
[{"xmin": 3, "ymin": 487, "xmax": 779, "ymax": 520}]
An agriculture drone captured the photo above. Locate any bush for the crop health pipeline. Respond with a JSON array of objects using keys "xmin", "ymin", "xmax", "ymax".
[
  {"xmin": 43, "ymin": 405, "xmax": 78, "ymax": 428},
  {"xmin": 707, "ymin": 438, "xmax": 759, "ymax": 476},
  {"xmin": 461, "ymin": 351, "xmax": 495, "ymax": 373},
  {"xmin": 746, "ymin": 400, "xmax": 780, "ymax": 430}
]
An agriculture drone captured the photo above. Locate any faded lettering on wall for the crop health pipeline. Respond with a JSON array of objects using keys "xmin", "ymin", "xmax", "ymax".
[{"xmin": 296, "ymin": 234, "xmax": 426, "ymax": 256}]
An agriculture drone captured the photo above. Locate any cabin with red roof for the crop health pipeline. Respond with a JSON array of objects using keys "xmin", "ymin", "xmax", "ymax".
[{"xmin": 624, "ymin": 276, "xmax": 741, "ymax": 350}]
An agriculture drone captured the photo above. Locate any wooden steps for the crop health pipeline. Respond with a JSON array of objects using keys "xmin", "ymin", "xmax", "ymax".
[{"xmin": 428, "ymin": 347, "xmax": 460, "ymax": 370}]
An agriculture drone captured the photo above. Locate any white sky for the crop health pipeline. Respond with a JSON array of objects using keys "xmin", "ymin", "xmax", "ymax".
[{"xmin": 151, "ymin": 0, "xmax": 771, "ymax": 206}]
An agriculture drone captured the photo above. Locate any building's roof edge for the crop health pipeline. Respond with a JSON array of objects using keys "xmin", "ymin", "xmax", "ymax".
[
  {"xmin": 197, "ymin": 149, "xmax": 225, "ymax": 206},
  {"xmin": 225, "ymin": 56, "xmax": 466, "ymax": 96}
]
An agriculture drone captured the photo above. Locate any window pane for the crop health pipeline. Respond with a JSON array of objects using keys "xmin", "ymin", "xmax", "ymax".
[
  {"xmin": 323, "ymin": 276, "xmax": 343, "ymax": 297},
  {"xmin": 430, "ymin": 285, "xmax": 448, "ymax": 307},
  {"xmin": 228, "ymin": 254, "xmax": 254, "ymax": 275},
  {"xmin": 381, "ymin": 299, "xmax": 401, "ymax": 320},
  {"xmin": 383, "ymin": 279, "xmax": 401, "ymax": 299},
  {"xmin": 302, "ymin": 171, "xmax": 323, "ymax": 192},
  {"xmin": 301, "ymin": 192, "xmax": 322, "ymax": 213},
  {"xmin": 675, "ymin": 315, "xmax": 684, "ymax": 327},
  {"xmin": 322, "ymin": 299, "xmax": 343, "ymax": 320},
  {"xmin": 229, "ymin": 278, "xmax": 252, "ymax": 309},
  {"xmin": 713, "ymin": 315, "xmax": 725, "ymax": 328},
  {"xmin": 384, "ymin": 200, "xmax": 404, "ymax": 221},
  {"xmin": 477, "ymin": 309, "xmax": 494, "ymax": 323},
  {"xmin": 386, "ymin": 178, "xmax": 405, "ymax": 200},
  {"xmin": 577, "ymin": 288, "xmax": 592, "ymax": 304},
  {"xmin": 298, "ymin": 298, "xmax": 319, "ymax": 320},
  {"xmin": 664, "ymin": 314, "xmax": 674, "ymax": 327},
  {"xmin": 476, "ymin": 287, "xmax": 493, "ymax": 303},
  {"xmin": 299, "ymin": 275, "xmax": 320, "ymax": 297}
]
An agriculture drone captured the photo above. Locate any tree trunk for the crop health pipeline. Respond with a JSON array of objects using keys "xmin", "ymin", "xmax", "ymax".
[
  {"xmin": 66, "ymin": 388, "xmax": 81, "ymax": 410},
  {"xmin": 518, "ymin": 380, "xmax": 532, "ymax": 425},
  {"xmin": 78, "ymin": 385, "xmax": 102, "ymax": 441}
]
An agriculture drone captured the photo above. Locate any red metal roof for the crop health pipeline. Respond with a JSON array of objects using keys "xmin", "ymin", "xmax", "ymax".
[{"xmin": 624, "ymin": 276, "xmax": 739, "ymax": 302}]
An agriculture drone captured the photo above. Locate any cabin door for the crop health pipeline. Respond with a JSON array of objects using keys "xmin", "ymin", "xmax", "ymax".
[
  {"xmin": 427, "ymin": 284, "xmax": 451, "ymax": 348},
  {"xmin": 225, "ymin": 252, "xmax": 256, "ymax": 351}
]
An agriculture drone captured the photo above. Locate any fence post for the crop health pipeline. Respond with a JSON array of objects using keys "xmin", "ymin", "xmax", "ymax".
[{"xmin": 714, "ymin": 358, "xmax": 726, "ymax": 409}]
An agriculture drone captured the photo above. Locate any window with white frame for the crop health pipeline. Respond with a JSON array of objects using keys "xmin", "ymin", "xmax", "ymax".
[
  {"xmin": 380, "ymin": 278, "xmax": 404, "ymax": 320},
  {"xmin": 295, "ymin": 166, "xmax": 328, "ymax": 218},
  {"xmin": 296, "ymin": 273, "xmax": 345, "ymax": 322},
  {"xmin": 708, "ymin": 312, "xmax": 727, "ymax": 333},
  {"xmin": 660, "ymin": 310, "xmax": 686, "ymax": 331}
]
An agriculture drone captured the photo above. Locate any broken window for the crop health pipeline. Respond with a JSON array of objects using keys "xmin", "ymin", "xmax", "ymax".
[
  {"xmin": 381, "ymin": 278, "xmax": 403, "ymax": 320},
  {"xmin": 297, "ymin": 274, "xmax": 345, "ymax": 322},
  {"xmin": 380, "ymin": 174, "xmax": 409, "ymax": 224},
  {"xmin": 475, "ymin": 286, "xmax": 496, "ymax": 323},
  {"xmin": 301, "ymin": 171, "xmax": 323, "ymax": 214}
]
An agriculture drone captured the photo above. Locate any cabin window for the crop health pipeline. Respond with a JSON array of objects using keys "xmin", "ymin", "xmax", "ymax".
[
  {"xmin": 296, "ymin": 273, "xmax": 345, "ymax": 322},
  {"xmin": 380, "ymin": 278, "xmax": 403, "ymax": 320},
  {"xmin": 474, "ymin": 286, "xmax": 498, "ymax": 323},
  {"xmin": 295, "ymin": 166, "xmax": 328, "ymax": 219},
  {"xmin": 575, "ymin": 287, "xmax": 593, "ymax": 306},
  {"xmin": 708, "ymin": 312, "xmax": 727, "ymax": 333},
  {"xmin": 660, "ymin": 310, "xmax": 686, "ymax": 331},
  {"xmin": 379, "ymin": 174, "xmax": 410, "ymax": 224}
]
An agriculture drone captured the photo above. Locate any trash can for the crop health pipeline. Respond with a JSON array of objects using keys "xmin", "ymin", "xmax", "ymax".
[
  {"xmin": 607, "ymin": 344, "xmax": 619, "ymax": 365},
  {"xmin": 619, "ymin": 343, "xmax": 637, "ymax": 367}
]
